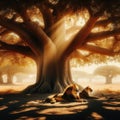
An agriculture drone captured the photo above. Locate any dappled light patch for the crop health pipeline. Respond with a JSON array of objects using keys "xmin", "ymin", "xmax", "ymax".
[
  {"xmin": 15, "ymin": 116, "xmax": 45, "ymax": 120},
  {"xmin": 0, "ymin": 97, "xmax": 4, "ymax": 100},
  {"xmin": 90, "ymin": 112, "xmax": 103, "ymax": 120},
  {"xmin": 8, "ymin": 100, "xmax": 19, "ymax": 104},
  {"xmin": 38, "ymin": 107, "xmax": 75, "ymax": 115},
  {"xmin": 0, "ymin": 92, "xmax": 120, "ymax": 120},
  {"xmin": 103, "ymin": 106, "xmax": 120, "ymax": 111},
  {"xmin": 21, "ymin": 100, "xmax": 43, "ymax": 107},
  {"xmin": 10, "ymin": 107, "xmax": 39, "ymax": 114},
  {"xmin": 41, "ymin": 102, "xmax": 88, "ymax": 107},
  {"xmin": 0, "ymin": 105, "xmax": 8, "ymax": 110},
  {"xmin": 102, "ymin": 100, "xmax": 120, "ymax": 111},
  {"xmin": 37, "ymin": 104, "xmax": 88, "ymax": 115},
  {"xmin": 103, "ymin": 101, "xmax": 120, "ymax": 106}
]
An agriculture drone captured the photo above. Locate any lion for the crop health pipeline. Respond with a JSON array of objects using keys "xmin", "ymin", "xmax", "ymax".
[
  {"xmin": 79, "ymin": 86, "xmax": 96, "ymax": 99},
  {"xmin": 44, "ymin": 84, "xmax": 80, "ymax": 103},
  {"xmin": 44, "ymin": 85, "xmax": 97, "ymax": 103}
]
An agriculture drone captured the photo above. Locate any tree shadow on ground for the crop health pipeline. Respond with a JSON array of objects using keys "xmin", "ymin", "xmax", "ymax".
[{"xmin": 0, "ymin": 92, "xmax": 120, "ymax": 120}]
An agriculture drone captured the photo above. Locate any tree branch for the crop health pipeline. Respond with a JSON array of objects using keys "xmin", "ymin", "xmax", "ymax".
[
  {"xmin": 81, "ymin": 44, "xmax": 119, "ymax": 56},
  {"xmin": 38, "ymin": 4, "xmax": 54, "ymax": 30},
  {"xmin": 0, "ymin": 15, "xmax": 40, "ymax": 56},
  {"xmin": 0, "ymin": 41, "xmax": 35, "ymax": 59},
  {"xmin": 66, "ymin": 16, "xmax": 120, "ymax": 37},
  {"xmin": 63, "ymin": 16, "xmax": 99, "ymax": 59},
  {"xmin": 19, "ymin": 8, "xmax": 53, "ymax": 46},
  {"xmin": 94, "ymin": 16, "xmax": 120, "ymax": 28},
  {"xmin": 87, "ymin": 28, "xmax": 120, "ymax": 42}
]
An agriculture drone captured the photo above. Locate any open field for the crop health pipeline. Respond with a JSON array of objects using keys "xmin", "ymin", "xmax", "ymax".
[
  {"xmin": 0, "ymin": 84, "xmax": 29, "ymax": 94},
  {"xmin": 0, "ymin": 82, "xmax": 120, "ymax": 94}
]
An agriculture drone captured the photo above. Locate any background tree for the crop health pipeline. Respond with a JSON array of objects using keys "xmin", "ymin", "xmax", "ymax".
[
  {"xmin": 94, "ymin": 65, "xmax": 120, "ymax": 84},
  {"xmin": 0, "ymin": 52, "xmax": 36, "ymax": 84},
  {"xmin": 0, "ymin": 0, "xmax": 120, "ymax": 93}
]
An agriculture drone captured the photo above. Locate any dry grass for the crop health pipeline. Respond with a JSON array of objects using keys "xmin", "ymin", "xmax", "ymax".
[
  {"xmin": 0, "ymin": 83, "xmax": 120, "ymax": 95},
  {"xmin": 0, "ymin": 84, "xmax": 28, "ymax": 94}
]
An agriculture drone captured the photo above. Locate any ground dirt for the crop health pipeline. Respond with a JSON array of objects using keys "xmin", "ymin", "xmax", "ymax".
[{"xmin": 0, "ymin": 84, "xmax": 120, "ymax": 120}]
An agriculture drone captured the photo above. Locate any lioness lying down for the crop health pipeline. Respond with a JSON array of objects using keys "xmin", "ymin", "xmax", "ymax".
[{"xmin": 44, "ymin": 84, "xmax": 95, "ymax": 103}]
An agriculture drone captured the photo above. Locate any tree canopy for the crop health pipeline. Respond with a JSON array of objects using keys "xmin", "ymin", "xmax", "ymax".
[{"xmin": 0, "ymin": 0, "xmax": 120, "ymax": 93}]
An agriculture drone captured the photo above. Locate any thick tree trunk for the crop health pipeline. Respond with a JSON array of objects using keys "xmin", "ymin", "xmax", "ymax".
[
  {"xmin": 57, "ymin": 58, "xmax": 73, "ymax": 86},
  {"xmin": 23, "ymin": 61, "xmax": 72, "ymax": 93},
  {"xmin": 31, "ymin": 59, "xmax": 74, "ymax": 93},
  {"xmin": 105, "ymin": 76, "xmax": 112, "ymax": 84},
  {"xmin": 0, "ymin": 73, "xmax": 3, "ymax": 84},
  {"xmin": 7, "ymin": 73, "xmax": 13, "ymax": 84},
  {"xmin": 22, "ymin": 41, "xmax": 73, "ymax": 93},
  {"xmin": 22, "ymin": 52, "xmax": 74, "ymax": 93}
]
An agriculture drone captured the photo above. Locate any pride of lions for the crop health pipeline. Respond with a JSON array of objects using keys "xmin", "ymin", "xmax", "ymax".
[{"xmin": 44, "ymin": 84, "xmax": 97, "ymax": 104}]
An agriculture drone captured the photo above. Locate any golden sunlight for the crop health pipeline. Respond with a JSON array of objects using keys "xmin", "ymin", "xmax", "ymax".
[
  {"xmin": 71, "ymin": 60, "xmax": 120, "ymax": 91},
  {"xmin": 26, "ymin": 6, "xmax": 45, "ymax": 28},
  {"xmin": 49, "ymin": 11, "xmax": 90, "ymax": 58},
  {"xmin": 0, "ymin": 32, "xmax": 20, "ymax": 44},
  {"xmin": 0, "ymin": 53, "xmax": 37, "ymax": 94},
  {"xmin": 10, "ymin": 107, "xmax": 38, "ymax": 114},
  {"xmin": 49, "ymin": 10, "xmax": 89, "ymax": 45},
  {"xmin": 38, "ymin": 104, "xmax": 87, "ymax": 115},
  {"xmin": 103, "ymin": 106, "xmax": 120, "ymax": 111},
  {"xmin": 90, "ymin": 112, "xmax": 103, "ymax": 120},
  {"xmin": 31, "ymin": 17, "xmax": 44, "ymax": 28},
  {"xmin": 0, "ymin": 105, "xmax": 8, "ymax": 110},
  {"xmin": 91, "ymin": 23, "xmax": 114, "ymax": 33},
  {"xmin": 65, "ymin": 11, "xmax": 89, "ymax": 41}
]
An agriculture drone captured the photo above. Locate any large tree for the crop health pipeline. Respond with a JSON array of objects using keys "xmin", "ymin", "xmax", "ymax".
[
  {"xmin": 94, "ymin": 65, "xmax": 120, "ymax": 84},
  {"xmin": 0, "ymin": 0, "xmax": 120, "ymax": 93}
]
